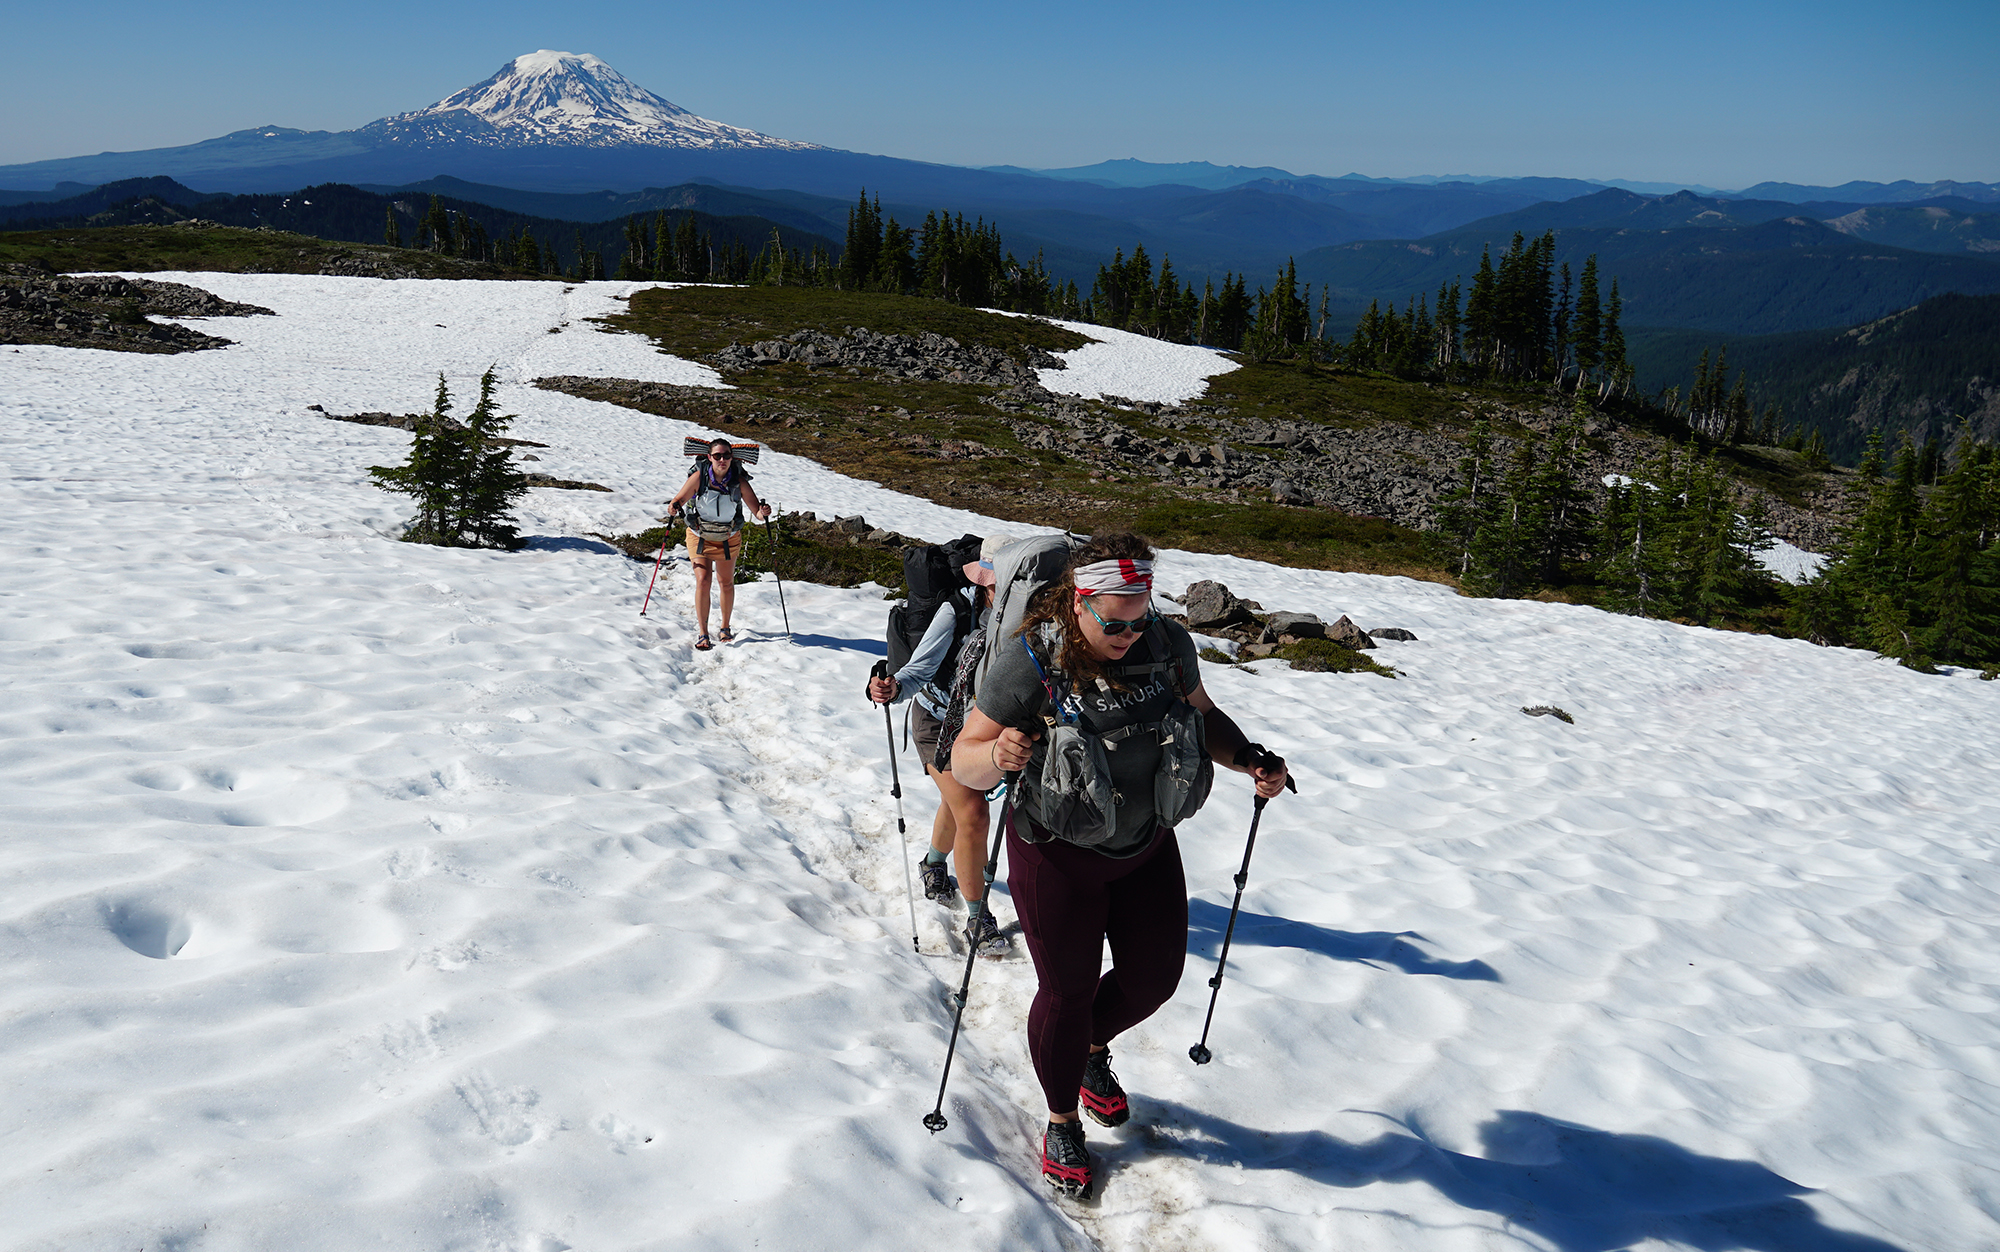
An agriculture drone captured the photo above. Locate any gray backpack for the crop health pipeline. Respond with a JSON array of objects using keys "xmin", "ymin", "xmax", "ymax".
[{"xmin": 1019, "ymin": 621, "xmax": 1214, "ymax": 847}]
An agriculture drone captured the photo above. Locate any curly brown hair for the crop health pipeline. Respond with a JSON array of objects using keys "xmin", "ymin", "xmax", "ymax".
[{"xmin": 1018, "ymin": 532, "xmax": 1158, "ymax": 690}]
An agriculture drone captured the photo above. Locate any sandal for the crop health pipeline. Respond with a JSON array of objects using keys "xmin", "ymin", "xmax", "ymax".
[
  {"xmin": 717, "ymin": 626, "xmax": 736, "ymax": 642},
  {"xmin": 694, "ymin": 633, "xmax": 713, "ymax": 651}
]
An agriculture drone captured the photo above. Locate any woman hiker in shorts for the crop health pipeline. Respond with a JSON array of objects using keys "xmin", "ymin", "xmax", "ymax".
[
  {"xmin": 668, "ymin": 437, "xmax": 769, "ymax": 651},
  {"xmin": 868, "ymin": 535, "xmax": 1011, "ymax": 955},
  {"xmin": 951, "ymin": 532, "xmax": 1289, "ymax": 1199}
]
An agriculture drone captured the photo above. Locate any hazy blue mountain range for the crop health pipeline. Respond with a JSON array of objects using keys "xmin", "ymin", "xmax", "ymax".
[
  {"xmin": 1632, "ymin": 293, "xmax": 2000, "ymax": 459},
  {"xmin": 1294, "ymin": 190, "xmax": 2000, "ymax": 337},
  {"xmin": 0, "ymin": 177, "xmax": 836, "ymax": 268},
  {"xmin": 4, "ymin": 49, "xmax": 1991, "ymax": 278},
  {"xmin": 1729, "ymin": 179, "xmax": 2000, "ymax": 205}
]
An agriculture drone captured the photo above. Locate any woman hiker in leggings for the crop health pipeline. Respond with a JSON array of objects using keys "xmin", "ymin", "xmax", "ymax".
[{"xmin": 951, "ymin": 532, "xmax": 1289, "ymax": 1199}]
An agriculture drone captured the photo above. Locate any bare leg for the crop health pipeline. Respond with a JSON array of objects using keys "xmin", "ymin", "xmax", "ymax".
[
  {"xmin": 691, "ymin": 560, "xmax": 713, "ymax": 635},
  {"xmin": 926, "ymin": 764, "xmax": 990, "ymax": 905},
  {"xmin": 928, "ymin": 789, "xmax": 953, "ymax": 855},
  {"xmin": 715, "ymin": 555, "xmax": 736, "ymax": 630}
]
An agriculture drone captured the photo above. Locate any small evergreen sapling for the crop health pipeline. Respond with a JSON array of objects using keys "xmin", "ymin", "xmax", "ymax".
[{"xmin": 369, "ymin": 369, "xmax": 527, "ymax": 550}]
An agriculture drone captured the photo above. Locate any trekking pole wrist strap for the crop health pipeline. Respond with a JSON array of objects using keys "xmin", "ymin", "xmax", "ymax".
[{"xmin": 1233, "ymin": 742, "xmax": 1271, "ymax": 770}]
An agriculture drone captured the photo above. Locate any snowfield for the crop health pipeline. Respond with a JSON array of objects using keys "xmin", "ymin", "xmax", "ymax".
[
  {"xmin": 1032, "ymin": 317, "xmax": 1240, "ymax": 405},
  {"xmin": 2, "ymin": 275, "xmax": 1995, "ymax": 1252}
]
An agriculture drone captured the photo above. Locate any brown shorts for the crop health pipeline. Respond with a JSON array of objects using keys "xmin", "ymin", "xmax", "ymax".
[
  {"xmin": 686, "ymin": 530, "xmax": 743, "ymax": 565},
  {"xmin": 911, "ymin": 701, "xmax": 945, "ymax": 769}
]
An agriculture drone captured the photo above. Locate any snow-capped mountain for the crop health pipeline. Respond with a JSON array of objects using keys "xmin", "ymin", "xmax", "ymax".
[{"xmin": 365, "ymin": 50, "xmax": 818, "ymax": 152}]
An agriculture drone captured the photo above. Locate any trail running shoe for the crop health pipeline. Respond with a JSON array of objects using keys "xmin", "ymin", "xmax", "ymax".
[
  {"xmin": 918, "ymin": 857, "xmax": 958, "ymax": 902},
  {"xmin": 967, "ymin": 909, "xmax": 1010, "ymax": 958},
  {"xmin": 717, "ymin": 625, "xmax": 735, "ymax": 642},
  {"xmin": 694, "ymin": 634, "xmax": 713, "ymax": 652},
  {"xmin": 1079, "ymin": 1048, "xmax": 1130, "ymax": 1128},
  {"xmin": 1040, "ymin": 1120, "xmax": 1093, "ymax": 1198}
]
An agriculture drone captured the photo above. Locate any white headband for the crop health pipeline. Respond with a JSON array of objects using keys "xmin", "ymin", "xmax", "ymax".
[{"xmin": 1073, "ymin": 558, "xmax": 1154, "ymax": 596}]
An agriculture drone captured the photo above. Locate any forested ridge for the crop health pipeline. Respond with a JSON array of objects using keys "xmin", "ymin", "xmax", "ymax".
[
  {"xmin": 4, "ymin": 180, "xmax": 836, "ymax": 281},
  {"xmin": 1634, "ymin": 293, "xmax": 2000, "ymax": 464}
]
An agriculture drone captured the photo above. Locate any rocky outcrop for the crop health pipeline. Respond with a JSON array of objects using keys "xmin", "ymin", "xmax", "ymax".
[
  {"xmin": 1181, "ymin": 580, "xmax": 1259, "ymax": 631},
  {"xmin": 310, "ymin": 404, "xmax": 550, "ymax": 450},
  {"xmin": 0, "ymin": 268, "xmax": 272, "ymax": 353},
  {"xmin": 1173, "ymin": 579, "xmax": 1401, "ymax": 651},
  {"xmin": 710, "ymin": 327, "xmax": 1066, "ymax": 389},
  {"xmin": 538, "ymin": 367, "xmax": 1855, "ymax": 557}
]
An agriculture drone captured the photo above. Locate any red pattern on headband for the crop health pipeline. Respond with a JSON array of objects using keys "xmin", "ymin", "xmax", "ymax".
[{"xmin": 1073, "ymin": 558, "xmax": 1154, "ymax": 596}]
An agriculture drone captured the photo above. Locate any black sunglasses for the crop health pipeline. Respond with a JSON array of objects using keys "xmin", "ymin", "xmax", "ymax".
[
  {"xmin": 708, "ymin": 449, "xmax": 734, "ymax": 461},
  {"xmin": 1081, "ymin": 597, "xmax": 1157, "ymax": 636}
]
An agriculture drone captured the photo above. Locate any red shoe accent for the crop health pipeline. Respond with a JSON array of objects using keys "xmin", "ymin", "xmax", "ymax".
[
  {"xmin": 1079, "ymin": 1085, "xmax": 1128, "ymax": 1125},
  {"xmin": 1040, "ymin": 1123, "xmax": 1093, "ymax": 1198}
]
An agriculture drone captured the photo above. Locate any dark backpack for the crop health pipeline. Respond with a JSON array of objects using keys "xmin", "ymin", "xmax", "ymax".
[{"xmin": 885, "ymin": 534, "xmax": 984, "ymax": 678}]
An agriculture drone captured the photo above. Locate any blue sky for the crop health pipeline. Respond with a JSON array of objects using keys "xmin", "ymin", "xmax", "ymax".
[{"xmin": 4, "ymin": 0, "xmax": 1994, "ymax": 188}]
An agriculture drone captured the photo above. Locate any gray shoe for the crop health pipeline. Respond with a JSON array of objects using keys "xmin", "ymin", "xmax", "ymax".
[
  {"xmin": 918, "ymin": 858, "xmax": 958, "ymax": 902},
  {"xmin": 966, "ymin": 910, "xmax": 1010, "ymax": 958}
]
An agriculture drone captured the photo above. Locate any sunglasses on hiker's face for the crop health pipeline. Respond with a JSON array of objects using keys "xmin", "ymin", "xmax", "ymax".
[
  {"xmin": 708, "ymin": 450, "xmax": 733, "ymax": 462},
  {"xmin": 1080, "ymin": 596, "xmax": 1157, "ymax": 637}
]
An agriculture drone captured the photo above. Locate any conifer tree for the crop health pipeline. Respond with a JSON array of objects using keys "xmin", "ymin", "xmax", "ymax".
[
  {"xmin": 1434, "ymin": 281, "xmax": 1462, "ymax": 372},
  {"xmin": 369, "ymin": 370, "xmax": 527, "ymax": 550},
  {"xmin": 1464, "ymin": 434, "xmax": 1545, "ymax": 598},
  {"xmin": 1601, "ymin": 280, "xmax": 1628, "ymax": 399},
  {"xmin": 1435, "ymin": 417, "xmax": 1501, "ymax": 580},
  {"xmin": 875, "ymin": 217, "xmax": 916, "ymax": 293},
  {"xmin": 653, "ymin": 212, "xmax": 675, "ymax": 280},
  {"xmin": 840, "ymin": 189, "xmax": 883, "ymax": 290},
  {"xmin": 1915, "ymin": 435, "xmax": 2000, "ymax": 662},
  {"xmin": 1531, "ymin": 398, "xmax": 1595, "ymax": 583},
  {"xmin": 370, "ymin": 374, "xmax": 467, "ymax": 545},
  {"xmin": 459, "ymin": 368, "xmax": 529, "ymax": 550},
  {"xmin": 1572, "ymin": 255, "xmax": 1602, "ymax": 389},
  {"xmin": 384, "ymin": 206, "xmax": 403, "ymax": 249}
]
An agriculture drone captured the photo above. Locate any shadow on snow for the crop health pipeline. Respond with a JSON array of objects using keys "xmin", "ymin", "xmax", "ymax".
[
  {"xmin": 1186, "ymin": 899, "xmax": 1501, "ymax": 982},
  {"xmin": 784, "ymin": 633, "xmax": 886, "ymax": 655},
  {"xmin": 1126, "ymin": 1104, "xmax": 1904, "ymax": 1252}
]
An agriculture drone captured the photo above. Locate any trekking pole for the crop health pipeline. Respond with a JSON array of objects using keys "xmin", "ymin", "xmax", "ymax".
[
  {"xmin": 763, "ymin": 510, "xmax": 792, "ymax": 639},
  {"xmin": 873, "ymin": 661, "xmax": 921, "ymax": 954},
  {"xmin": 923, "ymin": 768, "xmax": 1017, "ymax": 1134},
  {"xmin": 1190, "ymin": 751, "xmax": 1297, "ymax": 1066},
  {"xmin": 638, "ymin": 530, "xmax": 670, "ymax": 616}
]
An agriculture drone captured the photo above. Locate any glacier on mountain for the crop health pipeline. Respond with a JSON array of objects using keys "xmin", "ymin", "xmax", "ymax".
[{"xmin": 371, "ymin": 50, "xmax": 818, "ymax": 152}]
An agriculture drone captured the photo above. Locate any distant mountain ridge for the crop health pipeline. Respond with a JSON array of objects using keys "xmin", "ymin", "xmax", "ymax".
[
  {"xmin": 1293, "ymin": 187, "xmax": 2000, "ymax": 337},
  {"xmin": 1634, "ymin": 293, "xmax": 2000, "ymax": 461},
  {"xmin": 0, "ymin": 176, "xmax": 838, "ymax": 273},
  {"xmin": 367, "ymin": 51, "xmax": 816, "ymax": 153}
]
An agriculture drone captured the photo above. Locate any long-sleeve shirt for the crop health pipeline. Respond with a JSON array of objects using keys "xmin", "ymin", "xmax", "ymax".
[{"xmin": 892, "ymin": 586, "xmax": 984, "ymax": 717}]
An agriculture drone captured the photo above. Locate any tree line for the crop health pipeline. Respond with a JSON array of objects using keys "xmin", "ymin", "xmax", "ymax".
[
  {"xmin": 1790, "ymin": 428, "xmax": 2000, "ymax": 670},
  {"xmin": 386, "ymin": 193, "xmax": 790, "ymax": 283},
  {"xmin": 1434, "ymin": 397, "xmax": 1777, "ymax": 624},
  {"xmin": 1432, "ymin": 404, "xmax": 2000, "ymax": 669}
]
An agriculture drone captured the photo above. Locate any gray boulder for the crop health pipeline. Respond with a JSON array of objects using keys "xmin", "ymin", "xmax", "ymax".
[
  {"xmin": 1261, "ymin": 611, "xmax": 1326, "ymax": 643},
  {"xmin": 1180, "ymin": 580, "xmax": 1258, "ymax": 631},
  {"xmin": 1326, "ymin": 614, "xmax": 1376, "ymax": 650},
  {"xmin": 1371, "ymin": 627, "xmax": 1419, "ymax": 642}
]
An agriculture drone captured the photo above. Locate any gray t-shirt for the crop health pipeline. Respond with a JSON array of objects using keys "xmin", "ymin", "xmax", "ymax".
[{"xmin": 977, "ymin": 619, "xmax": 1202, "ymax": 856}]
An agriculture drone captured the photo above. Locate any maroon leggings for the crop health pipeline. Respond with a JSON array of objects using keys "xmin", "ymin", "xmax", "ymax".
[{"xmin": 1006, "ymin": 816, "xmax": 1187, "ymax": 1114}]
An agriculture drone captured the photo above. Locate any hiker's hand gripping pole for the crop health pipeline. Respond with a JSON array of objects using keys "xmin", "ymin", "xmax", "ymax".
[
  {"xmin": 872, "ymin": 661, "xmax": 920, "ymax": 954},
  {"xmin": 1190, "ymin": 746, "xmax": 1296, "ymax": 1066},
  {"xmin": 923, "ymin": 768, "xmax": 1019, "ymax": 1135}
]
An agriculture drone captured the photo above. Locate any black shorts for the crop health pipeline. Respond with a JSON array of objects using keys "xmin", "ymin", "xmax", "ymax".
[{"xmin": 911, "ymin": 702, "xmax": 944, "ymax": 769}]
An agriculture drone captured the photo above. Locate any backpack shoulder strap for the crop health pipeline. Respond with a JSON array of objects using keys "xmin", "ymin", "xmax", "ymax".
[{"xmin": 1020, "ymin": 626, "xmax": 1069, "ymax": 725}]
